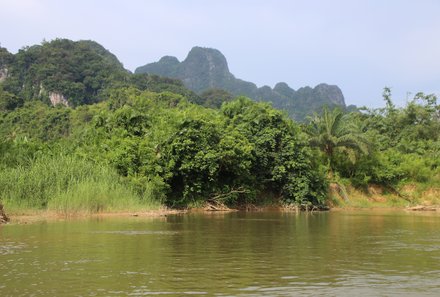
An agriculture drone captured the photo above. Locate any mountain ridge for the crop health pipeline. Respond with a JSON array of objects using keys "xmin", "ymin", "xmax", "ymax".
[
  {"xmin": 136, "ymin": 46, "xmax": 347, "ymax": 120},
  {"xmin": 1, "ymin": 40, "xmax": 351, "ymax": 121}
]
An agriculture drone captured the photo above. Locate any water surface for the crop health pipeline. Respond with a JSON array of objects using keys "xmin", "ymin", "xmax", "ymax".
[{"xmin": 1, "ymin": 210, "xmax": 440, "ymax": 296}]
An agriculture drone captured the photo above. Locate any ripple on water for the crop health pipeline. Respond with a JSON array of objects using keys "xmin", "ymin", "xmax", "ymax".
[
  {"xmin": 91, "ymin": 230, "xmax": 179, "ymax": 236},
  {"xmin": 0, "ymin": 242, "xmax": 27, "ymax": 255},
  {"xmin": 127, "ymin": 289, "xmax": 208, "ymax": 295}
]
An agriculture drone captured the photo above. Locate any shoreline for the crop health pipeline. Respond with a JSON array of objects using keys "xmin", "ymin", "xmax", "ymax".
[
  {"xmin": 5, "ymin": 209, "xmax": 187, "ymax": 225},
  {"xmin": 3, "ymin": 204, "xmax": 440, "ymax": 225}
]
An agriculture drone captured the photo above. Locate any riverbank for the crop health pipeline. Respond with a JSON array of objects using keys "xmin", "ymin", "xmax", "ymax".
[
  {"xmin": 328, "ymin": 183, "xmax": 440, "ymax": 208},
  {"xmin": 3, "ymin": 208, "xmax": 187, "ymax": 225},
  {"xmin": 2, "ymin": 183, "xmax": 439, "ymax": 225},
  {"xmin": 4, "ymin": 203, "xmax": 440, "ymax": 226}
]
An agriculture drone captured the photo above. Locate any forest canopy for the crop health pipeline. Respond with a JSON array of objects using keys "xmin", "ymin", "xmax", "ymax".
[{"xmin": 0, "ymin": 39, "xmax": 439, "ymax": 212}]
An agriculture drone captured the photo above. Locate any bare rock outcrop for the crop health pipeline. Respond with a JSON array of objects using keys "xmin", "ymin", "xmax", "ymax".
[
  {"xmin": 0, "ymin": 67, "xmax": 8, "ymax": 82},
  {"xmin": 49, "ymin": 92, "xmax": 69, "ymax": 107}
]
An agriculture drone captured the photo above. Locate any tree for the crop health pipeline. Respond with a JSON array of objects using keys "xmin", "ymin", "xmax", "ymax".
[
  {"xmin": 305, "ymin": 107, "xmax": 370, "ymax": 176},
  {"xmin": 222, "ymin": 97, "xmax": 327, "ymax": 204},
  {"xmin": 198, "ymin": 89, "xmax": 234, "ymax": 108},
  {"xmin": 0, "ymin": 86, "xmax": 23, "ymax": 111}
]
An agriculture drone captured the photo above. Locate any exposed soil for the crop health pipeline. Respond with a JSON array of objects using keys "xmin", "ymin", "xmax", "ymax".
[{"xmin": 4, "ymin": 209, "xmax": 187, "ymax": 225}]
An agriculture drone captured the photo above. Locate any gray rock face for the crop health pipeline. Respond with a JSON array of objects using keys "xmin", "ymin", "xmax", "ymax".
[
  {"xmin": 136, "ymin": 47, "xmax": 347, "ymax": 120},
  {"xmin": 0, "ymin": 68, "xmax": 8, "ymax": 82},
  {"xmin": 49, "ymin": 92, "xmax": 69, "ymax": 107},
  {"xmin": 314, "ymin": 83, "xmax": 345, "ymax": 106},
  {"xmin": 274, "ymin": 82, "xmax": 296, "ymax": 98},
  {"xmin": 137, "ymin": 47, "xmax": 234, "ymax": 93},
  {"xmin": 180, "ymin": 47, "xmax": 231, "ymax": 92}
]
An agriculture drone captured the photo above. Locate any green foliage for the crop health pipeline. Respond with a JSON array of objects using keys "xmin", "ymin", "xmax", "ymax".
[
  {"xmin": 2, "ymin": 39, "xmax": 127, "ymax": 106},
  {"xmin": 329, "ymin": 89, "xmax": 439, "ymax": 190},
  {"xmin": 305, "ymin": 107, "xmax": 370, "ymax": 174},
  {"xmin": 0, "ymin": 137, "xmax": 45, "ymax": 169},
  {"xmin": 0, "ymin": 155, "xmax": 153, "ymax": 212},
  {"xmin": 162, "ymin": 117, "xmax": 230, "ymax": 204},
  {"xmin": 2, "ymin": 37, "xmax": 438, "ymax": 211},
  {"xmin": 105, "ymin": 73, "xmax": 201, "ymax": 105},
  {"xmin": 198, "ymin": 89, "xmax": 234, "ymax": 108},
  {"xmin": 0, "ymin": 85, "xmax": 23, "ymax": 111},
  {"xmin": 222, "ymin": 97, "xmax": 327, "ymax": 204},
  {"xmin": 47, "ymin": 179, "xmax": 156, "ymax": 215},
  {"xmin": 0, "ymin": 101, "xmax": 71, "ymax": 141},
  {"xmin": 74, "ymin": 92, "xmax": 326, "ymax": 207},
  {"xmin": 0, "ymin": 46, "xmax": 14, "ymax": 67}
]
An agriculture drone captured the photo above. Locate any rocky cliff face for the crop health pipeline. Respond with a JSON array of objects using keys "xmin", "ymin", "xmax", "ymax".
[
  {"xmin": 0, "ymin": 47, "xmax": 13, "ymax": 83},
  {"xmin": 49, "ymin": 92, "xmax": 69, "ymax": 107},
  {"xmin": 135, "ymin": 47, "xmax": 347, "ymax": 121},
  {"xmin": 0, "ymin": 68, "xmax": 7, "ymax": 82},
  {"xmin": 314, "ymin": 83, "xmax": 345, "ymax": 106},
  {"xmin": 180, "ymin": 47, "xmax": 232, "ymax": 92},
  {"xmin": 136, "ymin": 47, "xmax": 236, "ymax": 93}
]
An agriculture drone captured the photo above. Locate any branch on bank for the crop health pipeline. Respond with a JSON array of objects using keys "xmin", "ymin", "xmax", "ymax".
[
  {"xmin": 204, "ymin": 188, "xmax": 250, "ymax": 211},
  {"xmin": 0, "ymin": 204, "xmax": 10, "ymax": 224}
]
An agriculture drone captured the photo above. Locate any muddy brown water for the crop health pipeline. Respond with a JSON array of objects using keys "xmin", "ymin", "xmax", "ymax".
[{"xmin": 1, "ymin": 210, "xmax": 440, "ymax": 296}]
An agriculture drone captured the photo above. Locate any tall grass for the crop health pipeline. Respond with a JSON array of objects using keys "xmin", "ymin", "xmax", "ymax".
[{"xmin": 0, "ymin": 155, "xmax": 161, "ymax": 215}]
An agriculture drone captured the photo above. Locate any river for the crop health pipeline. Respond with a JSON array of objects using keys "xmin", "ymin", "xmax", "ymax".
[{"xmin": 1, "ymin": 210, "xmax": 440, "ymax": 296}]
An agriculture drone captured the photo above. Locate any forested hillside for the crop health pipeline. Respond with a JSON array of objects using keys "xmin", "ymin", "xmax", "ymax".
[
  {"xmin": 0, "ymin": 39, "xmax": 128, "ymax": 106},
  {"xmin": 0, "ymin": 39, "xmax": 439, "ymax": 214}
]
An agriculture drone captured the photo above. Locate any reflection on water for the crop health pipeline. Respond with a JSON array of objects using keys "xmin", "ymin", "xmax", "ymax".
[{"xmin": 1, "ymin": 210, "xmax": 440, "ymax": 296}]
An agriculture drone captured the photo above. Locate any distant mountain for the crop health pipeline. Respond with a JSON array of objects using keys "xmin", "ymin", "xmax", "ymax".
[
  {"xmin": 1, "ymin": 40, "xmax": 350, "ymax": 120},
  {"xmin": 136, "ymin": 46, "xmax": 347, "ymax": 120},
  {"xmin": 0, "ymin": 39, "xmax": 204, "ymax": 109},
  {"xmin": 0, "ymin": 39, "xmax": 128, "ymax": 106}
]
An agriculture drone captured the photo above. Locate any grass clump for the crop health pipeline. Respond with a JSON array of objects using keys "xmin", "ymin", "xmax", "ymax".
[{"xmin": 0, "ymin": 155, "xmax": 161, "ymax": 215}]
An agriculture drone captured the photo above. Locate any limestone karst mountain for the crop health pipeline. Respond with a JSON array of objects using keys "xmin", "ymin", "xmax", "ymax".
[{"xmin": 136, "ymin": 46, "xmax": 347, "ymax": 120}]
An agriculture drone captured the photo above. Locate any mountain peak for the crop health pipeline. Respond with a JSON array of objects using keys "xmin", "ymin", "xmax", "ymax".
[
  {"xmin": 184, "ymin": 47, "xmax": 229, "ymax": 75},
  {"xmin": 135, "ymin": 47, "xmax": 346, "ymax": 120},
  {"xmin": 187, "ymin": 46, "xmax": 226, "ymax": 59},
  {"xmin": 177, "ymin": 46, "xmax": 231, "ymax": 92},
  {"xmin": 314, "ymin": 83, "xmax": 345, "ymax": 106}
]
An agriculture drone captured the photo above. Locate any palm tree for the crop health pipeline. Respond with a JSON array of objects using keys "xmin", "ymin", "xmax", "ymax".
[{"xmin": 305, "ymin": 107, "xmax": 370, "ymax": 176}]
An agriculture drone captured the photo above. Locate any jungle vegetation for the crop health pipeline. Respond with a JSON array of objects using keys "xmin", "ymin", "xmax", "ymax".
[{"xmin": 0, "ymin": 39, "xmax": 439, "ymax": 213}]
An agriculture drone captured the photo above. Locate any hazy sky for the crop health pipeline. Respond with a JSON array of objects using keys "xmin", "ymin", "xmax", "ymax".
[{"xmin": 2, "ymin": 0, "xmax": 440, "ymax": 107}]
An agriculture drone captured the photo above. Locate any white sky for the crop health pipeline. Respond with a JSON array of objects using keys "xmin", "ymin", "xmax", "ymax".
[{"xmin": 2, "ymin": 0, "xmax": 440, "ymax": 107}]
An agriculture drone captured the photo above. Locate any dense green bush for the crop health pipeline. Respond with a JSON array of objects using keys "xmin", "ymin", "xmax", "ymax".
[
  {"xmin": 76, "ymin": 92, "xmax": 327, "ymax": 207},
  {"xmin": 321, "ymin": 89, "xmax": 439, "ymax": 190}
]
